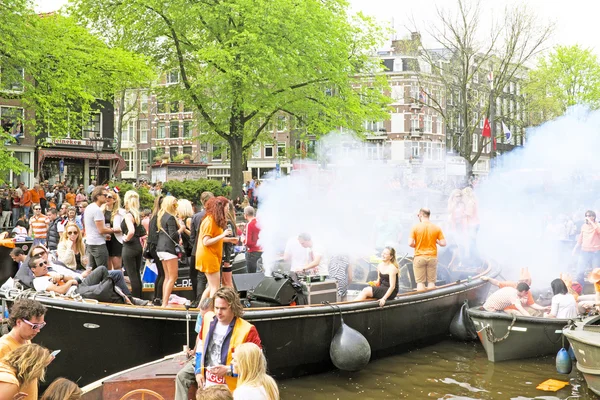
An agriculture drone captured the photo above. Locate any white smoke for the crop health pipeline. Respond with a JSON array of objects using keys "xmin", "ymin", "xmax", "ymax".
[
  {"xmin": 256, "ymin": 132, "xmax": 449, "ymax": 275},
  {"xmin": 476, "ymin": 106, "xmax": 600, "ymax": 288}
]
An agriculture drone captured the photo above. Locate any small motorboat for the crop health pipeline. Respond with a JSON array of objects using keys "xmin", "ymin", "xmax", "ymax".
[
  {"xmin": 467, "ymin": 307, "xmax": 574, "ymax": 362},
  {"xmin": 563, "ymin": 314, "xmax": 600, "ymax": 396}
]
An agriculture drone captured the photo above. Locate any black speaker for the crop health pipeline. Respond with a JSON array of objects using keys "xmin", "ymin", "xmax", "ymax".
[
  {"xmin": 251, "ymin": 276, "xmax": 296, "ymax": 305},
  {"xmin": 233, "ymin": 272, "xmax": 265, "ymax": 298}
]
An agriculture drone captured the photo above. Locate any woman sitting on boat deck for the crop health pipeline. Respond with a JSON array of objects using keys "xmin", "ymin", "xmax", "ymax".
[
  {"xmin": 354, "ymin": 246, "xmax": 399, "ymax": 307},
  {"xmin": 231, "ymin": 342, "xmax": 279, "ymax": 400},
  {"xmin": 0, "ymin": 343, "xmax": 52, "ymax": 400},
  {"xmin": 545, "ymin": 278, "xmax": 578, "ymax": 319}
]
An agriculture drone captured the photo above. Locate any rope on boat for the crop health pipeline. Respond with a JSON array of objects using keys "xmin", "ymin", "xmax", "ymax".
[
  {"xmin": 481, "ymin": 314, "xmax": 517, "ymax": 343},
  {"xmin": 543, "ymin": 324, "xmax": 564, "ymax": 344}
]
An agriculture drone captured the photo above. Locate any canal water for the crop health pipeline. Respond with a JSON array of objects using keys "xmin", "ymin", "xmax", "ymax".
[{"xmin": 279, "ymin": 339, "xmax": 597, "ymax": 399}]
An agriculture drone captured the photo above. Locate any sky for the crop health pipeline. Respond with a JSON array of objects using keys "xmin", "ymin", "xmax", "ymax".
[{"xmin": 36, "ymin": 0, "xmax": 600, "ymax": 57}]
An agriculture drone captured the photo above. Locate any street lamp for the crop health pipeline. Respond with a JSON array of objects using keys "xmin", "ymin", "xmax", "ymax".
[{"xmin": 90, "ymin": 138, "xmax": 104, "ymax": 183}]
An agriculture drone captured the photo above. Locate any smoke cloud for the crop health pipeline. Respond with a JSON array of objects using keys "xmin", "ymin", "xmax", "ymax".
[{"xmin": 476, "ymin": 106, "xmax": 600, "ymax": 288}]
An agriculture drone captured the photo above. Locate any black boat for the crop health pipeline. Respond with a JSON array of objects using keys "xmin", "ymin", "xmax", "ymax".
[{"xmin": 0, "ymin": 260, "xmax": 498, "ymax": 387}]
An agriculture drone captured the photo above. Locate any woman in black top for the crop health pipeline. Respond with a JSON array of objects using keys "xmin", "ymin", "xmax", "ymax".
[
  {"xmin": 145, "ymin": 195, "xmax": 165, "ymax": 305},
  {"xmin": 354, "ymin": 246, "xmax": 399, "ymax": 307},
  {"xmin": 156, "ymin": 195, "xmax": 185, "ymax": 307},
  {"xmin": 122, "ymin": 191, "xmax": 146, "ymax": 298}
]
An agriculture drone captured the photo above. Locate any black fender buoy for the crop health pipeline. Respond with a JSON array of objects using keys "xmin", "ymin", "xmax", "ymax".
[
  {"xmin": 330, "ymin": 321, "xmax": 371, "ymax": 371},
  {"xmin": 449, "ymin": 300, "xmax": 478, "ymax": 341}
]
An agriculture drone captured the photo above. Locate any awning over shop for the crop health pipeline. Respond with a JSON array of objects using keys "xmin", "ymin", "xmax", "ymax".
[{"xmin": 38, "ymin": 149, "xmax": 127, "ymax": 176}]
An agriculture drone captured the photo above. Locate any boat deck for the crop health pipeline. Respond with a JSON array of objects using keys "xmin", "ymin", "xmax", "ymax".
[{"xmin": 82, "ymin": 357, "xmax": 188, "ymax": 400}]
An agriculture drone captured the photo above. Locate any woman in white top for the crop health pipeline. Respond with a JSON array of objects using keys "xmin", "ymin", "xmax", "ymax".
[
  {"xmin": 546, "ymin": 278, "xmax": 578, "ymax": 319},
  {"xmin": 231, "ymin": 343, "xmax": 279, "ymax": 400},
  {"xmin": 57, "ymin": 222, "xmax": 86, "ymax": 270}
]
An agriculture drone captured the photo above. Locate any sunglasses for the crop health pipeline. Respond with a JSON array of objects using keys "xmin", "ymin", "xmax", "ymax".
[
  {"xmin": 35, "ymin": 261, "xmax": 48, "ymax": 267},
  {"xmin": 106, "ymin": 195, "xmax": 114, "ymax": 199},
  {"xmin": 34, "ymin": 208, "xmax": 41, "ymax": 210},
  {"xmin": 22, "ymin": 319, "xmax": 46, "ymax": 330},
  {"xmin": 32, "ymin": 252, "xmax": 46, "ymax": 257},
  {"xmin": 586, "ymin": 214, "xmax": 595, "ymax": 217},
  {"xmin": 67, "ymin": 231, "xmax": 78, "ymax": 235}
]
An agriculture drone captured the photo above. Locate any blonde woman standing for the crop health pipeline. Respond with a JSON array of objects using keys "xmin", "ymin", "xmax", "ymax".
[
  {"xmin": 231, "ymin": 343, "xmax": 279, "ymax": 400},
  {"xmin": 57, "ymin": 223, "xmax": 86, "ymax": 270},
  {"xmin": 101, "ymin": 190, "xmax": 125, "ymax": 271},
  {"xmin": 0, "ymin": 344, "xmax": 52, "ymax": 400},
  {"xmin": 156, "ymin": 196, "xmax": 185, "ymax": 307},
  {"xmin": 122, "ymin": 191, "xmax": 145, "ymax": 298}
]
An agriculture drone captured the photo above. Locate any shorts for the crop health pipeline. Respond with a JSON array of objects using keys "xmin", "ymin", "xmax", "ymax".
[
  {"xmin": 413, "ymin": 256, "xmax": 438, "ymax": 284},
  {"xmin": 157, "ymin": 251, "xmax": 178, "ymax": 261}
]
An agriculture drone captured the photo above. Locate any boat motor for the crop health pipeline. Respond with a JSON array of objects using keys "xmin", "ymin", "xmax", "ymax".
[{"xmin": 327, "ymin": 303, "xmax": 371, "ymax": 371}]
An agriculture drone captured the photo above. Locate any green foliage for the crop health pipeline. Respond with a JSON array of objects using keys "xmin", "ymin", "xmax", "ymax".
[
  {"xmin": 110, "ymin": 181, "xmax": 154, "ymax": 210},
  {"xmin": 162, "ymin": 179, "xmax": 231, "ymax": 202},
  {"xmin": 1, "ymin": 1, "xmax": 152, "ymax": 141},
  {"xmin": 523, "ymin": 45, "xmax": 600, "ymax": 125},
  {"xmin": 72, "ymin": 0, "xmax": 391, "ymax": 197}
]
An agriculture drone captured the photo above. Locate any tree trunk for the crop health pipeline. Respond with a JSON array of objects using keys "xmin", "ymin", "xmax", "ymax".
[{"xmin": 229, "ymin": 136, "xmax": 244, "ymax": 200}]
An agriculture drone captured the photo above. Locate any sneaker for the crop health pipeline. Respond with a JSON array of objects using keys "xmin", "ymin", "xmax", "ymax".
[
  {"xmin": 131, "ymin": 297, "xmax": 149, "ymax": 306},
  {"xmin": 152, "ymin": 298, "xmax": 162, "ymax": 307}
]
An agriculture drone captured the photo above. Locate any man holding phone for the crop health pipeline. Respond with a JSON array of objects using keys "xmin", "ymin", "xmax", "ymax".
[
  {"xmin": 0, "ymin": 299, "xmax": 47, "ymax": 399},
  {"xmin": 573, "ymin": 210, "xmax": 600, "ymax": 286}
]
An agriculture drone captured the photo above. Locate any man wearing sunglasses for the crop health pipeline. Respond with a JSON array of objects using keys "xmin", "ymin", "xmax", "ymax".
[
  {"xmin": 0, "ymin": 299, "xmax": 47, "ymax": 400},
  {"xmin": 572, "ymin": 210, "xmax": 600, "ymax": 286}
]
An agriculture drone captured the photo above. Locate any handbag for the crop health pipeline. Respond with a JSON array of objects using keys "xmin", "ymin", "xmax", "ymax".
[{"xmin": 160, "ymin": 228, "xmax": 184, "ymax": 260}]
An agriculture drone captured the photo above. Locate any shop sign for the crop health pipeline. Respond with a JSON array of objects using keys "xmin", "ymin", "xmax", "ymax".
[{"xmin": 47, "ymin": 138, "xmax": 93, "ymax": 146}]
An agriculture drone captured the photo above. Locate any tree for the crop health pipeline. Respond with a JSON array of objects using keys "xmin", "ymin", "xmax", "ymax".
[
  {"xmin": 414, "ymin": 0, "xmax": 552, "ymax": 175},
  {"xmin": 72, "ymin": 0, "xmax": 391, "ymax": 197},
  {"xmin": 523, "ymin": 45, "xmax": 600, "ymax": 125},
  {"xmin": 0, "ymin": 0, "xmax": 151, "ymax": 179}
]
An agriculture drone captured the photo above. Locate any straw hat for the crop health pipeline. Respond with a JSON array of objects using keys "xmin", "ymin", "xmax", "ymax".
[{"xmin": 588, "ymin": 268, "xmax": 600, "ymax": 283}]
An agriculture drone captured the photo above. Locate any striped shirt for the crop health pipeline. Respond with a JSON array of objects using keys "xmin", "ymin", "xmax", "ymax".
[
  {"xmin": 30, "ymin": 214, "xmax": 49, "ymax": 239},
  {"xmin": 328, "ymin": 255, "xmax": 350, "ymax": 299},
  {"xmin": 483, "ymin": 287, "xmax": 520, "ymax": 312}
]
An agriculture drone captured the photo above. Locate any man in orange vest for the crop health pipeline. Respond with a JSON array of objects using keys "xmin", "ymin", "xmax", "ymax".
[{"xmin": 197, "ymin": 287, "xmax": 261, "ymax": 392}]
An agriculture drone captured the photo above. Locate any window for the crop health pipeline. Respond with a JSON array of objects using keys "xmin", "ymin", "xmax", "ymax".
[
  {"xmin": 277, "ymin": 115, "xmax": 287, "ymax": 131},
  {"xmin": 0, "ymin": 106, "xmax": 24, "ymax": 137},
  {"xmin": 264, "ymin": 144, "xmax": 274, "ymax": 158},
  {"xmin": 265, "ymin": 119, "xmax": 274, "ymax": 133},
  {"xmin": 436, "ymin": 114, "xmax": 442, "ymax": 134},
  {"xmin": 212, "ymin": 143, "xmax": 222, "ymax": 161},
  {"xmin": 424, "ymin": 115, "xmax": 432, "ymax": 133},
  {"xmin": 170, "ymin": 120, "xmax": 179, "ymax": 138},
  {"xmin": 139, "ymin": 120, "xmax": 148, "ymax": 143},
  {"xmin": 252, "ymin": 144, "xmax": 261, "ymax": 159},
  {"xmin": 140, "ymin": 93, "xmax": 149, "ymax": 113},
  {"xmin": 183, "ymin": 101, "xmax": 194, "ymax": 113},
  {"xmin": 157, "ymin": 99, "xmax": 168, "ymax": 114},
  {"xmin": 410, "ymin": 114, "xmax": 419, "ymax": 131},
  {"xmin": 140, "ymin": 150, "xmax": 148, "ymax": 172},
  {"xmin": 0, "ymin": 66, "xmax": 24, "ymax": 92},
  {"xmin": 183, "ymin": 146, "xmax": 193, "ymax": 157},
  {"xmin": 364, "ymin": 120, "xmax": 385, "ymax": 132},
  {"xmin": 472, "ymin": 133, "xmax": 478, "ymax": 152},
  {"xmin": 307, "ymin": 140, "xmax": 316, "ymax": 156},
  {"xmin": 82, "ymin": 112, "xmax": 101, "ymax": 138},
  {"xmin": 123, "ymin": 120, "xmax": 134, "ymax": 142},
  {"xmin": 277, "ymin": 142, "xmax": 286, "ymax": 157},
  {"xmin": 170, "ymin": 147, "xmax": 179, "ymax": 160},
  {"xmin": 411, "ymin": 141, "xmax": 420, "ymax": 157},
  {"xmin": 183, "ymin": 121, "xmax": 192, "ymax": 138},
  {"xmin": 157, "ymin": 122, "xmax": 166, "ymax": 139},
  {"xmin": 122, "ymin": 151, "xmax": 133, "ymax": 172},
  {"xmin": 166, "ymin": 70, "xmax": 179, "ymax": 85},
  {"xmin": 200, "ymin": 143, "xmax": 208, "ymax": 162},
  {"xmin": 509, "ymin": 82, "xmax": 515, "ymax": 94}
]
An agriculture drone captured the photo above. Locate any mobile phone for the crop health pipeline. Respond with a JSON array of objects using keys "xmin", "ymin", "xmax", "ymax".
[{"xmin": 50, "ymin": 350, "xmax": 61, "ymax": 357}]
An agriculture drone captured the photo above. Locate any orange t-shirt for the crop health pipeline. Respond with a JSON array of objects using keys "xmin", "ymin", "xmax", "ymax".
[
  {"xmin": 0, "ymin": 335, "xmax": 37, "ymax": 399},
  {"xmin": 29, "ymin": 189, "xmax": 40, "ymax": 203},
  {"xmin": 20, "ymin": 191, "xmax": 32, "ymax": 207},
  {"xmin": 595, "ymin": 282, "xmax": 600, "ymax": 293},
  {"xmin": 65, "ymin": 193, "xmax": 76, "ymax": 206},
  {"xmin": 195, "ymin": 215, "xmax": 224, "ymax": 274},
  {"xmin": 410, "ymin": 221, "xmax": 445, "ymax": 257},
  {"xmin": 498, "ymin": 281, "xmax": 534, "ymax": 310}
]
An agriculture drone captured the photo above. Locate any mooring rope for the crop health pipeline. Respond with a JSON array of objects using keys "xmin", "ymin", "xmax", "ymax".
[{"xmin": 482, "ymin": 313, "xmax": 518, "ymax": 343}]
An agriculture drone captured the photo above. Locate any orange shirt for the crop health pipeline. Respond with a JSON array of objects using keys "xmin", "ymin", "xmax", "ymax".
[
  {"xmin": 595, "ymin": 282, "xmax": 600, "ymax": 294},
  {"xmin": 410, "ymin": 221, "xmax": 445, "ymax": 257},
  {"xmin": 20, "ymin": 191, "xmax": 32, "ymax": 207},
  {"xmin": 578, "ymin": 223, "xmax": 600, "ymax": 252},
  {"xmin": 0, "ymin": 335, "xmax": 37, "ymax": 399},
  {"xmin": 195, "ymin": 215, "xmax": 224, "ymax": 274},
  {"xmin": 65, "ymin": 193, "xmax": 76, "ymax": 206},
  {"xmin": 498, "ymin": 281, "xmax": 534, "ymax": 310},
  {"xmin": 29, "ymin": 189, "xmax": 40, "ymax": 203}
]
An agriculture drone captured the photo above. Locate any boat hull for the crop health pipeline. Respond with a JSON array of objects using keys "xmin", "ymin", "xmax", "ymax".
[
  {"xmin": 0, "ymin": 263, "xmax": 498, "ymax": 387},
  {"xmin": 467, "ymin": 308, "xmax": 571, "ymax": 362},
  {"xmin": 563, "ymin": 316, "xmax": 600, "ymax": 396}
]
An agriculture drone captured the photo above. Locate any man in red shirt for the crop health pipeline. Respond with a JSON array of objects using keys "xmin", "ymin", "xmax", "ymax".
[{"xmin": 243, "ymin": 206, "xmax": 262, "ymax": 273}]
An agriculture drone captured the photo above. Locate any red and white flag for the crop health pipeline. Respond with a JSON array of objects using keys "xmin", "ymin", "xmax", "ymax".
[{"xmin": 482, "ymin": 118, "xmax": 491, "ymax": 137}]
